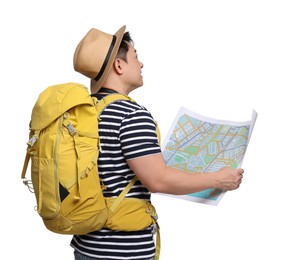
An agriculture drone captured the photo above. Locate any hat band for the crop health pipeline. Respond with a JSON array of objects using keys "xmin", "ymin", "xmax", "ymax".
[{"xmin": 94, "ymin": 35, "xmax": 117, "ymax": 82}]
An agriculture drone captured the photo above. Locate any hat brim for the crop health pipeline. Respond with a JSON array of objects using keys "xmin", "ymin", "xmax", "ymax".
[{"xmin": 90, "ymin": 25, "xmax": 126, "ymax": 93}]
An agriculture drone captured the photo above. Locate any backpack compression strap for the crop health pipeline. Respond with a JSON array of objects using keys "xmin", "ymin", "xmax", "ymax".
[{"xmin": 21, "ymin": 130, "xmax": 40, "ymax": 180}]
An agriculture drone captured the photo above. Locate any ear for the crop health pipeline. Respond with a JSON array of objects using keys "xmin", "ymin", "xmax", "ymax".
[{"xmin": 113, "ymin": 58, "xmax": 124, "ymax": 75}]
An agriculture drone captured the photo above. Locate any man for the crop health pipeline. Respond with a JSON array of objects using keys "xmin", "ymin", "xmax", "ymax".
[{"xmin": 71, "ymin": 25, "xmax": 244, "ymax": 260}]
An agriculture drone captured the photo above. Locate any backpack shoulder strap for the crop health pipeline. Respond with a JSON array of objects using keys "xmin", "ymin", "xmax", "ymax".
[
  {"xmin": 94, "ymin": 93, "xmax": 139, "ymax": 211},
  {"xmin": 109, "ymin": 176, "xmax": 138, "ymax": 213},
  {"xmin": 95, "ymin": 93, "xmax": 135, "ymax": 115}
]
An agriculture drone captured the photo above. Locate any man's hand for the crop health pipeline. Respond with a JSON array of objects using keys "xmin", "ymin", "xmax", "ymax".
[{"xmin": 212, "ymin": 167, "xmax": 244, "ymax": 191}]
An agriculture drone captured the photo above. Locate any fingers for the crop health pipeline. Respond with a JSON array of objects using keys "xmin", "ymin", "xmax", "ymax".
[
  {"xmin": 234, "ymin": 168, "xmax": 244, "ymax": 189},
  {"xmin": 232, "ymin": 168, "xmax": 244, "ymax": 178},
  {"xmin": 224, "ymin": 166, "xmax": 244, "ymax": 174},
  {"xmin": 228, "ymin": 168, "xmax": 244, "ymax": 190},
  {"xmin": 236, "ymin": 168, "xmax": 244, "ymax": 175},
  {"xmin": 216, "ymin": 167, "xmax": 245, "ymax": 191},
  {"xmin": 237, "ymin": 168, "xmax": 244, "ymax": 184}
]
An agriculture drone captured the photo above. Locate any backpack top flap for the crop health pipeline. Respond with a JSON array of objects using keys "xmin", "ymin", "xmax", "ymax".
[{"xmin": 31, "ymin": 82, "xmax": 93, "ymax": 130}]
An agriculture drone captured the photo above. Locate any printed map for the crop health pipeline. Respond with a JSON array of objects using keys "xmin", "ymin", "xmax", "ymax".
[{"xmin": 162, "ymin": 107, "xmax": 257, "ymax": 205}]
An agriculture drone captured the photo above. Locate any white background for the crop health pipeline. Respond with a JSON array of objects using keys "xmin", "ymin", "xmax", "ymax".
[{"xmin": 1, "ymin": 0, "xmax": 284, "ymax": 259}]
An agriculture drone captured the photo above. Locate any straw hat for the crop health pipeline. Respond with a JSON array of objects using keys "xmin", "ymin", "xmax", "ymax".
[{"xmin": 73, "ymin": 25, "xmax": 126, "ymax": 93}]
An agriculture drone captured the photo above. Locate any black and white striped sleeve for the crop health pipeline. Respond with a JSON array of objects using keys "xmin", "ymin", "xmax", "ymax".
[{"xmin": 119, "ymin": 108, "xmax": 161, "ymax": 160}]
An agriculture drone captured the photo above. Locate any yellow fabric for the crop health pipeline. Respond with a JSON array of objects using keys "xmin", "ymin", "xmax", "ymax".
[
  {"xmin": 105, "ymin": 197, "xmax": 157, "ymax": 231},
  {"xmin": 21, "ymin": 82, "xmax": 161, "ymax": 258}
]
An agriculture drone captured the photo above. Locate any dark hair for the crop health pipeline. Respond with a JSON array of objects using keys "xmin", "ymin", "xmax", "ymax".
[{"xmin": 116, "ymin": 32, "xmax": 133, "ymax": 62}]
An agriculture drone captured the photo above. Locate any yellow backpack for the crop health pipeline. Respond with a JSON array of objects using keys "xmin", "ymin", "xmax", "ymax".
[{"xmin": 21, "ymin": 83, "xmax": 160, "ymax": 236}]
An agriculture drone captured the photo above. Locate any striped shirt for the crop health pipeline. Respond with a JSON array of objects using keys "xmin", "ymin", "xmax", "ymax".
[{"xmin": 70, "ymin": 94, "xmax": 161, "ymax": 260}]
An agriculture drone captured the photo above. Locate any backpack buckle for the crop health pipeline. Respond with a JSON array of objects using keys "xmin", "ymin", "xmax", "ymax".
[
  {"xmin": 63, "ymin": 114, "xmax": 77, "ymax": 136},
  {"xmin": 65, "ymin": 123, "xmax": 77, "ymax": 136},
  {"xmin": 146, "ymin": 206, "xmax": 158, "ymax": 221},
  {"xmin": 27, "ymin": 135, "xmax": 38, "ymax": 146}
]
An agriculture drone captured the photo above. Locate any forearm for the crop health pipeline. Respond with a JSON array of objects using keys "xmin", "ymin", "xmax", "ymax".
[
  {"xmin": 151, "ymin": 167, "xmax": 215, "ymax": 195},
  {"xmin": 128, "ymin": 153, "xmax": 243, "ymax": 195}
]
